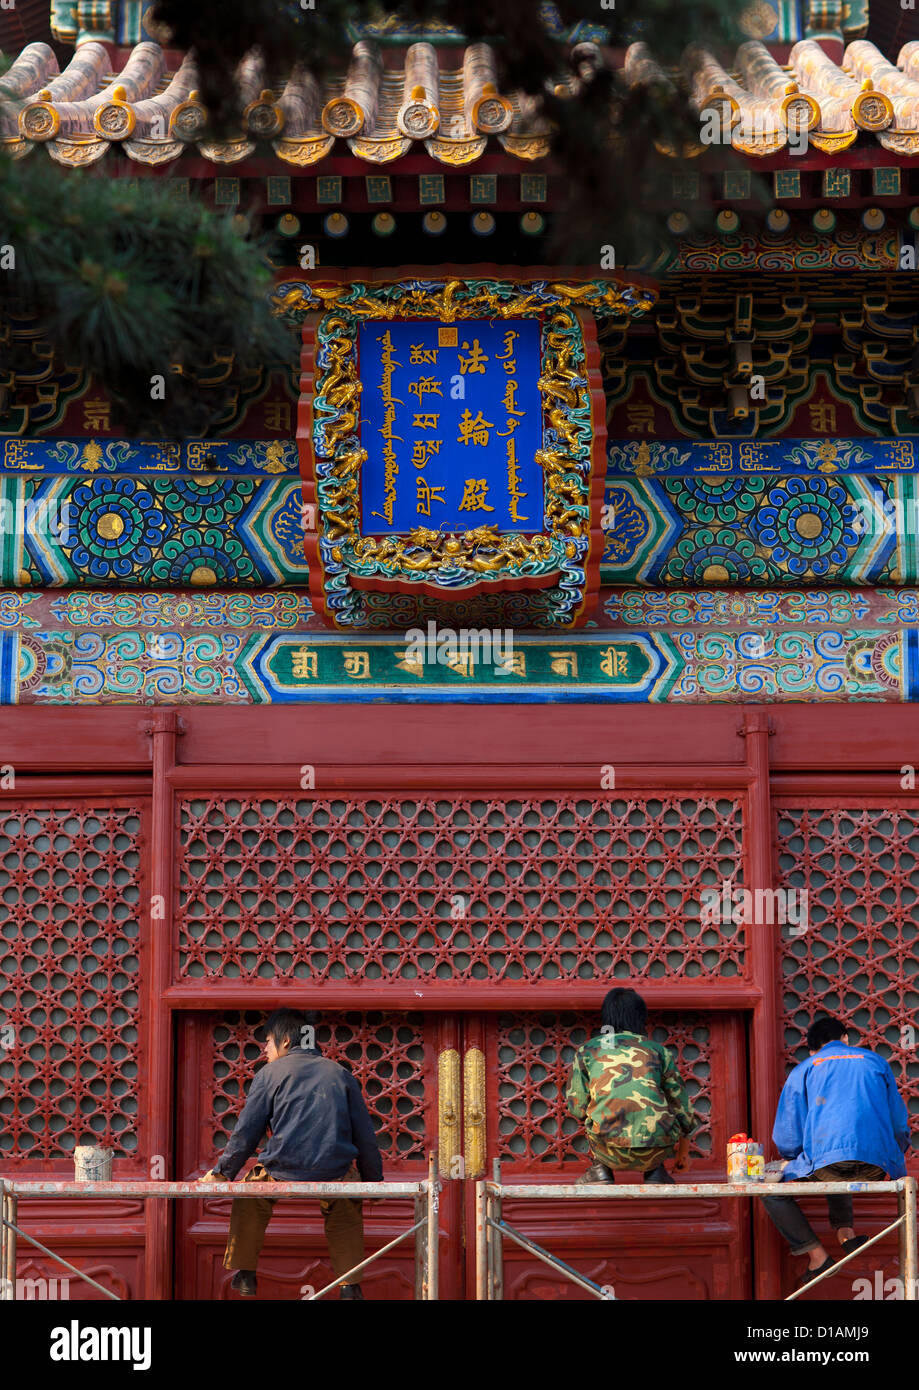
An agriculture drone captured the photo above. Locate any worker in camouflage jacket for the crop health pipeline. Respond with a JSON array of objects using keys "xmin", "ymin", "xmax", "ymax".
[{"xmin": 567, "ymin": 987, "xmax": 697, "ymax": 1184}]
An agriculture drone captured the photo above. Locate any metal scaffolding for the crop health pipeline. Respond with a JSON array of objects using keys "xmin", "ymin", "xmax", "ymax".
[
  {"xmin": 0, "ymin": 1155, "xmax": 440, "ymax": 1301},
  {"xmin": 475, "ymin": 1164, "xmax": 918, "ymax": 1301}
]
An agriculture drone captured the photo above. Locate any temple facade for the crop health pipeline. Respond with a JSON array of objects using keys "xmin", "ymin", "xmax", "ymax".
[{"xmin": 0, "ymin": 0, "xmax": 916, "ymax": 1301}]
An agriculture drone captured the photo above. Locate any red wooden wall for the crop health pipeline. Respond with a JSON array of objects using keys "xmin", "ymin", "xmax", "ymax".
[{"xmin": 0, "ymin": 705, "xmax": 915, "ymax": 1300}]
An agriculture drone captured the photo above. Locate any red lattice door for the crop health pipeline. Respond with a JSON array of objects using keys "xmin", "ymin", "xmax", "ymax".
[
  {"xmin": 174, "ymin": 1010, "xmax": 461, "ymax": 1300},
  {"xmin": 171, "ymin": 788, "xmax": 756, "ymax": 1298},
  {"xmin": 0, "ymin": 793, "xmax": 151, "ymax": 1299},
  {"xmin": 774, "ymin": 798, "xmax": 919, "ymax": 1298},
  {"xmin": 471, "ymin": 1011, "xmax": 751, "ymax": 1300}
]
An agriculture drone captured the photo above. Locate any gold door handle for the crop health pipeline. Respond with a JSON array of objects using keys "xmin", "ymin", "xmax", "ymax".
[
  {"xmin": 438, "ymin": 1048, "xmax": 461, "ymax": 1178},
  {"xmin": 463, "ymin": 1047, "xmax": 486, "ymax": 1179}
]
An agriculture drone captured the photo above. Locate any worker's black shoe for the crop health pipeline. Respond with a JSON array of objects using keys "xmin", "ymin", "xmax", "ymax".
[
  {"xmin": 339, "ymin": 1283, "xmax": 364, "ymax": 1300},
  {"xmin": 578, "ymin": 1161, "xmax": 613, "ymax": 1184},
  {"xmin": 842, "ymin": 1235, "xmax": 869, "ymax": 1255},
  {"xmin": 230, "ymin": 1269, "xmax": 257, "ymax": 1297},
  {"xmin": 796, "ymin": 1256, "xmax": 834, "ymax": 1289}
]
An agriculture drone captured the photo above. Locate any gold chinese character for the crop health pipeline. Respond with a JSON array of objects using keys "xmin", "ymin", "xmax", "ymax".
[
  {"xmin": 599, "ymin": 646, "xmax": 628, "ymax": 678},
  {"xmin": 417, "ymin": 477, "xmax": 447, "ymax": 515},
  {"xmin": 458, "ymin": 339, "xmax": 489, "ymax": 374},
  {"xmin": 82, "ymin": 398, "xmax": 110, "ymax": 431},
  {"xmin": 457, "ymin": 410, "xmax": 494, "ymax": 447},
  {"xmin": 549, "ymin": 651, "xmax": 578, "ymax": 677},
  {"xmin": 264, "ymin": 401, "xmax": 292, "ymax": 432},
  {"xmin": 343, "ymin": 651, "xmax": 370, "ymax": 679},
  {"xmin": 438, "ymin": 327, "xmax": 458, "ymax": 347},
  {"xmin": 458, "ymin": 479, "xmax": 495, "ymax": 512},
  {"xmin": 291, "ymin": 648, "xmax": 318, "ymax": 679},
  {"xmin": 410, "ymin": 345, "xmax": 439, "ymax": 365},
  {"xmin": 412, "ymin": 414, "xmax": 441, "ymax": 430},
  {"xmin": 408, "ymin": 377, "xmax": 443, "ymax": 402}
]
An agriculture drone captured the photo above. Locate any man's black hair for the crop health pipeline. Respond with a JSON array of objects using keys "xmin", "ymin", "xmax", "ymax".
[
  {"xmin": 263, "ymin": 1008, "xmax": 317, "ymax": 1049},
  {"xmin": 806, "ymin": 1015, "xmax": 848, "ymax": 1051},
  {"xmin": 600, "ymin": 987, "xmax": 647, "ymax": 1034}
]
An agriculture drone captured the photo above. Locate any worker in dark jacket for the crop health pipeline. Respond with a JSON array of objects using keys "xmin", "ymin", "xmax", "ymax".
[{"xmin": 198, "ymin": 1008, "xmax": 383, "ymax": 1300}]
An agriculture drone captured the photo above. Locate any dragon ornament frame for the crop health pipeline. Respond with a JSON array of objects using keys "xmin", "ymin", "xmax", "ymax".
[{"xmin": 286, "ymin": 266, "xmax": 658, "ymax": 627}]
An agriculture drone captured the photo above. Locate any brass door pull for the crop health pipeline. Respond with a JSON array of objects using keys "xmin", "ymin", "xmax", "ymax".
[
  {"xmin": 438, "ymin": 1048, "xmax": 461, "ymax": 1177},
  {"xmin": 463, "ymin": 1047, "xmax": 486, "ymax": 1179}
]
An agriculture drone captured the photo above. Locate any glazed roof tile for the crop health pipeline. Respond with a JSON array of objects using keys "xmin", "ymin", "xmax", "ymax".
[
  {"xmin": 1, "ymin": 35, "xmax": 917, "ymax": 168},
  {"xmin": 0, "ymin": 38, "xmax": 548, "ymax": 167},
  {"xmin": 677, "ymin": 37, "xmax": 919, "ymax": 155}
]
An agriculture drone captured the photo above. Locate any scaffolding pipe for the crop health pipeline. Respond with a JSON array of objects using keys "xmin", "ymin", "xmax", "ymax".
[
  {"xmin": 905, "ymin": 1176, "xmax": 918, "ymax": 1299},
  {"xmin": 491, "ymin": 1159, "xmax": 504, "ymax": 1301},
  {"xmin": 304, "ymin": 1218, "xmax": 427, "ymax": 1300},
  {"xmin": 425, "ymin": 1153, "xmax": 439, "ymax": 1301},
  {"xmin": 475, "ymin": 1181, "xmax": 487, "ymax": 1301},
  {"xmin": 0, "ymin": 1185, "xmax": 8, "ymax": 1302},
  {"xmin": 484, "ymin": 1179, "xmax": 912, "ymax": 1199},
  {"xmin": 479, "ymin": 1176, "xmax": 916, "ymax": 1301},
  {"xmin": 1, "ymin": 1217, "xmax": 119, "ymax": 1301},
  {"xmin": 413, "ymin": 1191, "xmax": 425, "ymax": 1301},
  {"xmin": 3, "ymin": 1179, "xmax": 418, "ymax": 1198},
  {"xmin": 2, "ymin": 1193, "xmax": 15, "ymax": 1303},
  {"xmin": 0, "ymin": 1173, "xmax": 439, "ymax": 1302},
  {"xmin": 488, "ymin": 1216, "xmax": 612, "ymax": 1299},
  {"xmin": 786, "ymin": 1213, "xmax": 906, "ymax": 1301}
]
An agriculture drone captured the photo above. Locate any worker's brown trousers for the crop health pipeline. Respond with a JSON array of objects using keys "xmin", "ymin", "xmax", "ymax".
[{"xmin": 223, "ymin": 1163, "xmax": 365, "ymax": 1284}]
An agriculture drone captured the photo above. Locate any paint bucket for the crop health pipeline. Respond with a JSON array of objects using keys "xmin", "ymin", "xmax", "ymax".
[
  {"xmin": 727, "ymin": 1132, "xmax": 750, "ymax": 1182},
  {"xmin": 74, "ymin": 1145, "xmax": 113, "ymax": 1182}
]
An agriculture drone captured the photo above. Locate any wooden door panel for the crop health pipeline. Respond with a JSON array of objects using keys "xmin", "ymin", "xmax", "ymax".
[
  {"xmin": 473, "ymin": 1010, "xmax": 751, "ymax": 1300},
  {"xmin": 773, "ymin": 798, "xmax": 919, "ymax": 1297},
  {"xmin": 174, "ymin": 1009, "xmax": 454, "ymax": 1301}
]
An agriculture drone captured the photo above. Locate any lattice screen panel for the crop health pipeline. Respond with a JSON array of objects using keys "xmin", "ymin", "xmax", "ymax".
[
  {"xmin": 178, "ymin": 796, "xmax": 745, "ymax": 985},
  {"xmin": 495, "ymin": 1012, "xmax": 714, "ymax": 1164},
  {"xmin": 209, "ymin": 1011, "xmax": 428, "ymax": 1160},
  {"xmin": 777, "ymin": 807, "xmax": 919, "ymax": 1169},
  {"xmin": 0, "ymin": 804, "xmax": 143, "ymax": 1160}
]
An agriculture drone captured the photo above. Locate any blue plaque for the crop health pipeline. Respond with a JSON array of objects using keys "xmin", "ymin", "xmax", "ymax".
[{"xmin": 358, "ymin": 318, "xmax": 545, "ymax": 534}]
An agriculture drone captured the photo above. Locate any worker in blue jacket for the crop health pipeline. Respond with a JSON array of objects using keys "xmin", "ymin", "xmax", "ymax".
[{"xmin": 762, "ymin": 1014, "xmax": 911, "ymax": 1290}]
